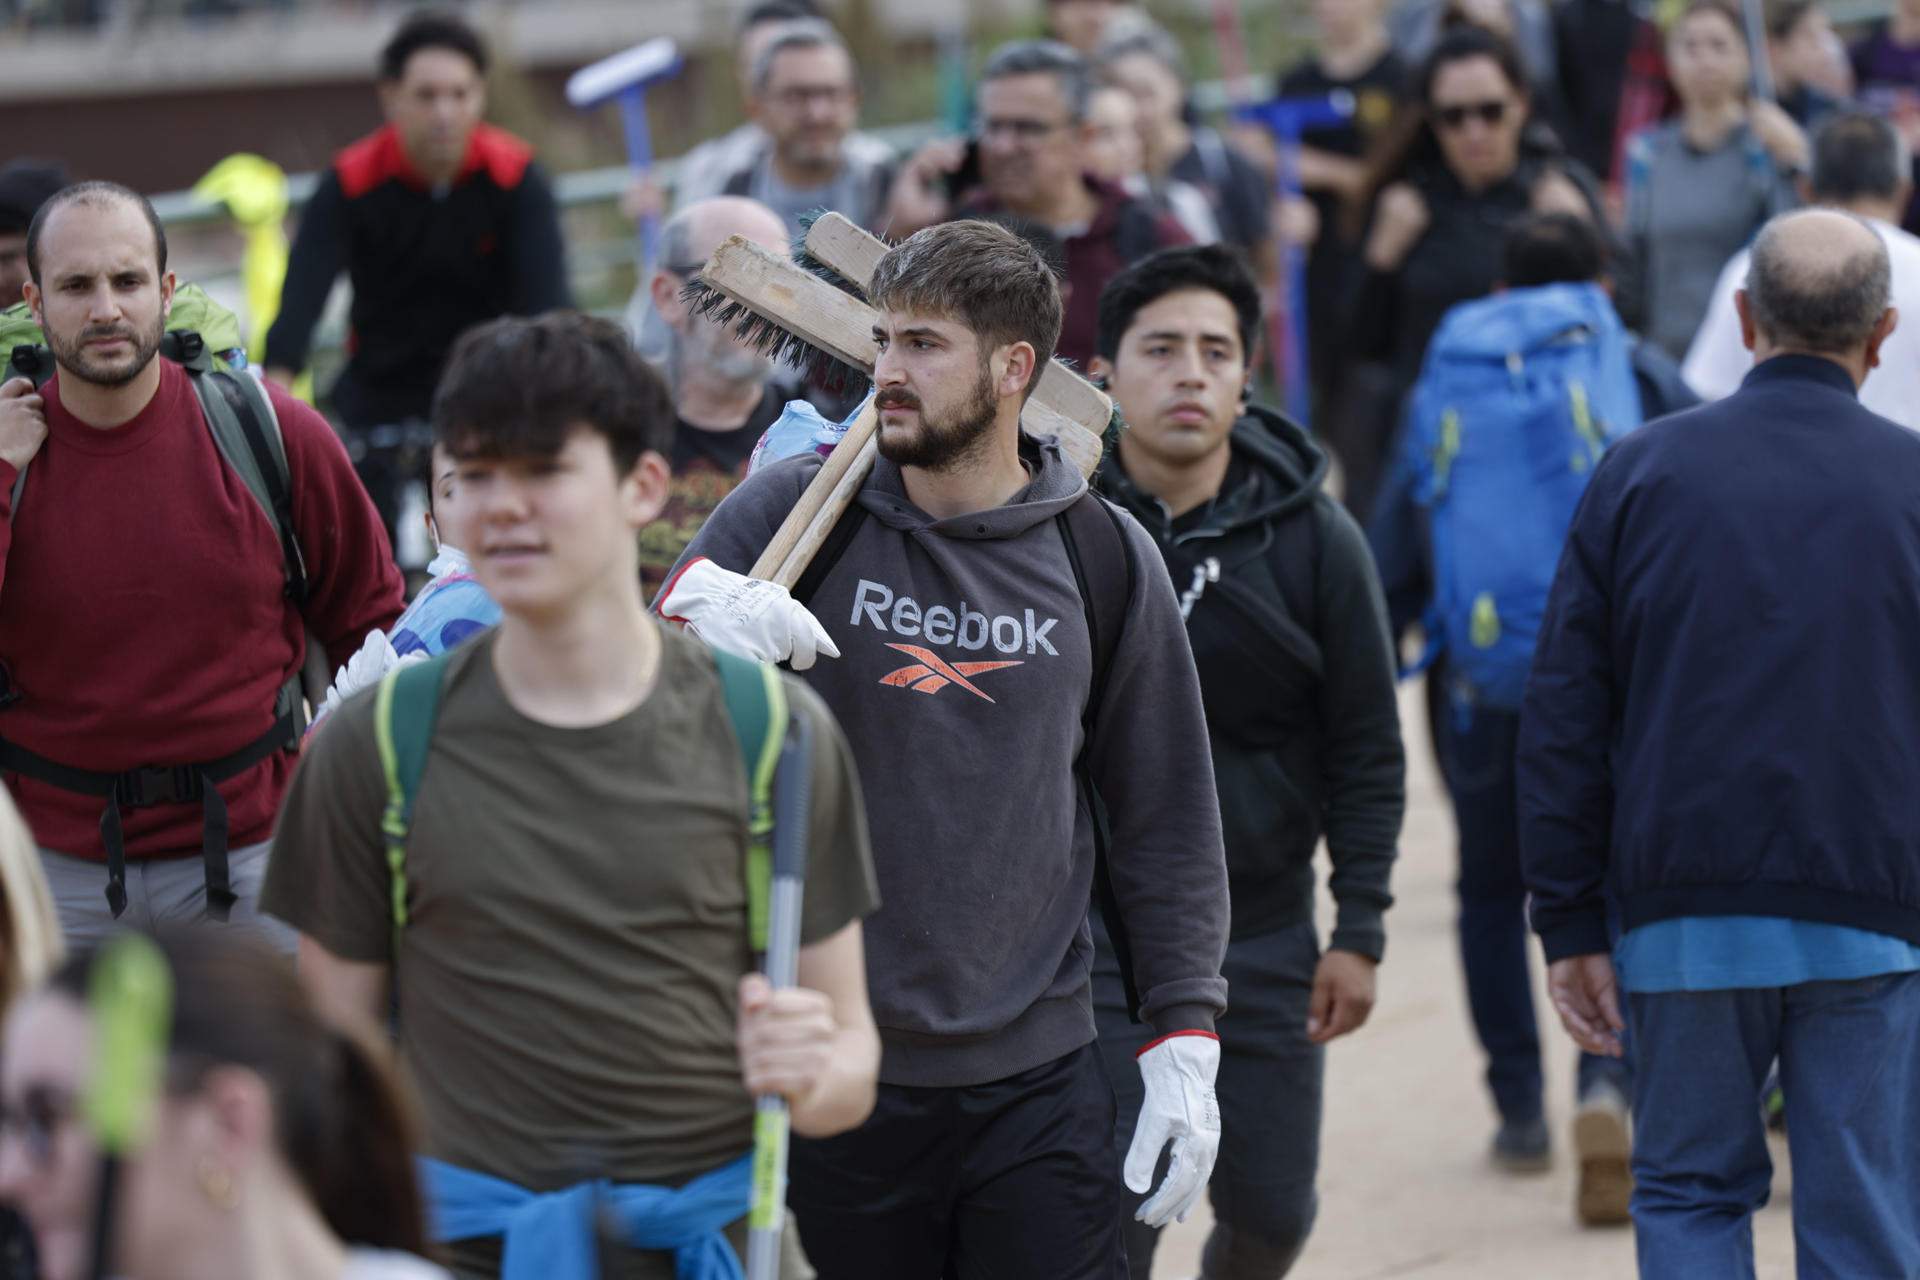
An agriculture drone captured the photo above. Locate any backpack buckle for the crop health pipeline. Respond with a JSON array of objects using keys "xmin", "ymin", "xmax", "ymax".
[{"xmin": 113, "ymin": 765, "xmax": 203, "ymax": 808}]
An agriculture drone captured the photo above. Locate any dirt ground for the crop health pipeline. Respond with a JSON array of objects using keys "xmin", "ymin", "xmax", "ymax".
[{"xmin": 1149, "ymin": 684, "xmax": 1798, "ymax": 1279}]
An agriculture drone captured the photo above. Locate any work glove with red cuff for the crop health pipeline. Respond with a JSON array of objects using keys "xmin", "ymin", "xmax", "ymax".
[
  {"xmin": 656, "ymin": 557, "xmax": 840, "ymax": 671},
  {"xmin": 1125, "ymin": 1030, "xmax": 1222, "ymax": 1227}
]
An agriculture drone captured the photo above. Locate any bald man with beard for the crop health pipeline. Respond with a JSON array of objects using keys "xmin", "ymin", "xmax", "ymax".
[
  {"xmin": 1520, "ymin": 208, "xmax": 1920, "ymax": 1278},
  {"xmin": 636, "ymin": 196, "xmax": 792, "ymax": 600}
]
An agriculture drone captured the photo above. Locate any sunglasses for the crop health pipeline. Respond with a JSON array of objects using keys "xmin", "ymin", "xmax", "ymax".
[
  {"xmin": 1433, "ymin": 100, "xmax": 1510, "ymax": 130},
  {"xmin": 0, "ymin": 1085, "xmax": 75, "ymax": 1169}
]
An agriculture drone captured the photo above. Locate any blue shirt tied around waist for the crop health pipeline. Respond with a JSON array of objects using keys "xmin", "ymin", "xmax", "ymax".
[
  {"xmin": 1617, "ymin": 917, "xmax": 1920, "ymax": 993},
  {"xmin": 420, "ymin": 1152, "xmax": 753, "ymax": 1280}
]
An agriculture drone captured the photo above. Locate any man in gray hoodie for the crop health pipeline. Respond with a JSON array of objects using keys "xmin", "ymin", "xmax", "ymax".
[{"xmin": 661, "ymin": 218, "xmax": 1230, "ymax": 1278}]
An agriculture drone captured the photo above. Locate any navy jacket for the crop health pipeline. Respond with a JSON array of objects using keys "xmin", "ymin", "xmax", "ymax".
[{"xmin": 1519, "ymin": 354, "xmax": 1920, "ymax": 962}]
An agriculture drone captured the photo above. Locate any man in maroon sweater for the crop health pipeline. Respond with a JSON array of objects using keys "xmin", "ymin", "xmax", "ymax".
[
  {"xmin": 0, "ymin": 182, "xmax": 403, "ymax": 946},
  {"xmin": 883, "ymin": 39, "xmax": 1190, "ymax": 369}
]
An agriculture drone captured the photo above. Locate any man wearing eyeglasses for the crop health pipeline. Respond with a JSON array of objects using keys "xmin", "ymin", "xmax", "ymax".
[
  {"xmin": 701, "ymin": 19, "xmax": 898, "ymax": 236},
  {"xmin": 635, "ymin": 196, "xmax": 794, "ymax": 601},
  {"xmin": 886, "ymin": 39, "xmax": 1191, "ymax": 368}
]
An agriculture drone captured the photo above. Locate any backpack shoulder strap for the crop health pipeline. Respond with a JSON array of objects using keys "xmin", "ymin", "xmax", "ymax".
[
  {"xmin": 790, "ymin": 500, "xmax": 869, "ymax": 609},
  {"xmin": 711, "ymin": 646, "xmax": 790, "ymax": 957},
  {"xmin": 374, "ymin": 653, "xmax": 454, "ymax": 949},
  {"xmin": 187, "ymin": 357, "xmax": 310, "ymax": 606},
  {"xmin": 1055, "ymin": 490, "xmax": 1143, "ymax": 1019}
]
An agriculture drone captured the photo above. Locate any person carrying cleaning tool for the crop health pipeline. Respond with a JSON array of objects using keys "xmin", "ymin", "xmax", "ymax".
[
  {"xmin": 262, "ymin": 312, "xmax": 881, "ymax": 1280},
  {"xmin": 661, "ymin": 219, "xmax": 1230, "ymax": 1280}
]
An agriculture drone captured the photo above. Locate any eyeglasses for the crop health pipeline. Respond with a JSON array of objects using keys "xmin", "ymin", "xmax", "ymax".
[
  {"xmin": 767, "ymin": 84, "xmax": 853, "ymax": 111},
  {"xmin": 1433, "ymin": 100, "xmax": 1510, "ymax": 130},
  {"xmin": 0, "ymin": 1086, "xmax": 75, "ymax": 1169},
  {"xmin": 976, "ymin": 118, "xmax": 1069, "ymax": 144}
]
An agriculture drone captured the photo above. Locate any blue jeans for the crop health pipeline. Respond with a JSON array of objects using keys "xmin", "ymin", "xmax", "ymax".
[
  {"xmin": 1628, "ymin": 972, "xmax": 1920, "ymax": 1279},
  {"xmin": 1432, "ymin": 694, "xmax": 1629, "ymax": 1121}
]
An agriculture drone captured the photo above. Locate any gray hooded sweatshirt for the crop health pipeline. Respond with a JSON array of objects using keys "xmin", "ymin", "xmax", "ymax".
[{"xmin": 679, "ymin": 437, "xmax": 1230, "ymax": 1087}]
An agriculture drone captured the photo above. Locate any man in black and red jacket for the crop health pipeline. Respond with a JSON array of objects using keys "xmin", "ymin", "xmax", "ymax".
[{"xmin": 265, "ymin": 10, "xmax": 570, "ymax": 558}]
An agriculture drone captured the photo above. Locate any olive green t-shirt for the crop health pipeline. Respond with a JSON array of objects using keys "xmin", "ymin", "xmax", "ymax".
[{"xmin": 262, "ymin": 625, "xmax": 876, "ymax": 1277}]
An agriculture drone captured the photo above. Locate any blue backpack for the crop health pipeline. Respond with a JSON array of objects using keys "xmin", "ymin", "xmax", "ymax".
[{"xmin": 1404, "ymin": 282, "xmax": 1642, "ymax": 712}]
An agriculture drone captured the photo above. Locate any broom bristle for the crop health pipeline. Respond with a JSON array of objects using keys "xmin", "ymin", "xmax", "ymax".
[{"xmin": 678, "ymin": 277, "xmax": 864, "ymax": 390}]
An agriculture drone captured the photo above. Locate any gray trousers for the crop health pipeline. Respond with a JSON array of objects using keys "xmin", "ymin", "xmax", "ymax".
[
  {"xmin": 1094, "ymin": 917, "xmax": 1326, "ymax": 1280},
  {"xmin": 39, "ymin": 841, "xmax": 295, "ymax": 954}
]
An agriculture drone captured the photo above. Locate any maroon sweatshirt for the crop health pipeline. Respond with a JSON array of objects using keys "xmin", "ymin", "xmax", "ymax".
[
  {"xmin": 961, "ymin": 176, "xmax": 1191, "ymax": 369},
  {"xmin": 0, "ymin": 359, "xmax": 404, "ymax": 861}
]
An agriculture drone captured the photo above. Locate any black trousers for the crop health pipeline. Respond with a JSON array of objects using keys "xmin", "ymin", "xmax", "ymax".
[{"xmin": 789, "ymin": 1044, "xmax": 1129, "ymax": 1280}]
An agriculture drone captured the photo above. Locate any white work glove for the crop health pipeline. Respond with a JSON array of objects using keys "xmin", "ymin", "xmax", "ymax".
[
  {"xmin": 1125, "ymin": 1031, "xmax": 1223, "ymax": 1228},
  {"xmin": 319, "ymin": 629, "xmax": 424, "ymax": 720},
  {"xmin": 656, "ymin": 557, "xmax": 840, "ymax": 671}
]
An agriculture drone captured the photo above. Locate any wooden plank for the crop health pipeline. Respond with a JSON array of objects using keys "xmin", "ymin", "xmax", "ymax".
[
  {"xmin": 700, "ymin": 235, "xmax": 880, "ymax": 374},
  {"xmin": 770, "ymin": 433, "xmax": 879, "ymax": 590},
  {"xmin": 750, "ymin": 399, "xmax": 880, "ymax": 584},
  {"xmin": 802, "ymin": 212, "xmax": 888, "ymax": 290},
  {"xmin": 1022, "ymin": 398, "xmax": 1105, "ymax": 479},
  {"xmin": 1034, "ymin": 359, "xmax": 1112, "ymax": 433}
]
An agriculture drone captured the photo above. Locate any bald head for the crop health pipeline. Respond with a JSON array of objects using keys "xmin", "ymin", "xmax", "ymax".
[
  {"xmin": 1743, "ymin": 209, "xmax": 1892, "ymax": 357},
  {"xmin": 659, "ymin": 196, "xmax": 788, "ymax": 276}
]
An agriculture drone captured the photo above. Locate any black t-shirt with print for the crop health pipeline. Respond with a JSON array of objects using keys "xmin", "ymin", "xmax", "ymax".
[
  {"xmin": 1275, "ymin": 50, "xmax": 1409, "ymax": 388},
  {"xmin": 641, "ymin": 384, "xmax": 785, "ymax": 601}
]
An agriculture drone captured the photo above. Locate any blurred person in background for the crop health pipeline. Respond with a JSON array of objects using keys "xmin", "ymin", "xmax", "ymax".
[
  {"xmin": 1273, "ymin": 0, "xmax": 1408, "ymax": 486},
  {"xmin": 0, "ymin": 788, "xmax": 57, "ymax": 1280},
  {"xmin": 670, "ymin": 0, "xmax": 822, "ymax": 208},
  {"xmin": 1618, "ymin": 0, "xmax": 1805, "ymax": 360},
  {"xmin": 1341, "ymin": 27, "xmax": 1603, "ymax": 522},
  {"xmin": 1848, "ymin": 0, "xmax": 1920, "ymax": 234},
  {"xmin": 1046, "ymin": 0, "xmax": 1143, "ymax": 57},
  {"xmin": 1097, "ymin": 22, "xmax": 1277, "ymax": 261},
  {"xmin": 886, "ymin": 39, "xmax": 1190, "ymax": 368},
  {"xmin": 0, "ymin": 928, "xmax": 446, "ymax": 1280},
  {"xmin": 1552, "ymin": 0, "xmax": 1666, "ymax": 188},
  {"xmin": 1392, "ymin": 0, "xmax": 1560, "ymax": 114},
  {"xmin": 636, "ymin": 196, "xmax": 793, "ymax": 601},
  {"xmin": 703, "ymin": 19, "xmax": 896, "ymax": 235},
  {"xmin": 0, "ymin": 162, "xmax": 66, "ymax": 307},
  {"xmin": 1685, "ymin": 111, "xmax": 1920, "ymax": 427},
  {"xmin": 264, "ymin": 10, "xmax": 570, "ymax": 569},
  {"xmin": 1769, "ymin": 0, "xmax": 1852, "ymax": 129}
]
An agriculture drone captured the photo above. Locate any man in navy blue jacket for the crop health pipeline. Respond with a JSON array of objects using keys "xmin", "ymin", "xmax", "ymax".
[{"xmin": 1520, "ymin": 208, "xmax": 1920, "ymax": 1279}]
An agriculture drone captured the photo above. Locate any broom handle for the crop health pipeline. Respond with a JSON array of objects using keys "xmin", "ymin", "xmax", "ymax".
[{"xmin": 750, "ymin": 400, "xmax": 880, "ymax": 590}]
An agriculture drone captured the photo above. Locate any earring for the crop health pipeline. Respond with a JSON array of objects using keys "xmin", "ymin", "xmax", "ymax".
[{"xmin": 196, "ymin": 1157, "xmax": 239, "ymax": 1212}]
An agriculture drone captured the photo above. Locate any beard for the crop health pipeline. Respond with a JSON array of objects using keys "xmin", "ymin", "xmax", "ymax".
[
  {"xmin": 46, "ymin": 310, "xmax": 165, "ymax": 389},
  {"xmin": 672, "ymin": 315, "xmax": 775, "ymax": 388},
  {"xmin": 875, "ymin": 361, "xmax": 999, "ymax": 471}
]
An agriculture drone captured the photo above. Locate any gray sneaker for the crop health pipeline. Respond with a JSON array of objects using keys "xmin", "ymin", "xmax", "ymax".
[
  {"xmin": 1492, "ymin": 1114, "xmax": 1552, "ymax": 1173},
  {"xmin": 1573, "ymin": 1080, "xmax": 1633, "ymax": 1225}
]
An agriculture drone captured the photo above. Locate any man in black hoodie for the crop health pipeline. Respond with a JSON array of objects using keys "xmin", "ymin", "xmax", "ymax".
[{"xmin": 1088, "ymin": 245, "xmax": 1405, "ymax": 1280}]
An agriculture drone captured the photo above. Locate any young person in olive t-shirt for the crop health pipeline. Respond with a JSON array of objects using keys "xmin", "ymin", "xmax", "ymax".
[{"xmin": 263, "ymin": 313, "xmax": 882, "ymax": 1280}]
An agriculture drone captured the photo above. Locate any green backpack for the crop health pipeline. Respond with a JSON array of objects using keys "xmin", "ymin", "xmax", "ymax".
[
  {"xmin": 372, "ymin": 645, "xmax": 791, "ymax": 956},
  {"xmin": 0, "ymin": 288, "xmax": 307, "ymax": 608}
]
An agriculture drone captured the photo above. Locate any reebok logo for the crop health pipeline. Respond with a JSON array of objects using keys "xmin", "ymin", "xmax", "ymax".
[
  {"xmin": 879, "ymin": 645, "xmax": 1021, "ymax": 701},
  {"xmin": 849, "ymin": 580, "xmax": 1060, "ymax": 656}
]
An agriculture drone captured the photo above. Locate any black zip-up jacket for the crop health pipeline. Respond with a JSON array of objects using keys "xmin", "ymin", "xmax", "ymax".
[
  {"xmin": 264, "ymin": 124, "xmax": 571, "ymax": 428},
  {"xmin": 1098, "ymin": 408, "xmax": 1405, "ymax": 956}
]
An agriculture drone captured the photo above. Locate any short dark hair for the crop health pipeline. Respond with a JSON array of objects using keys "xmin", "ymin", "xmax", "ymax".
[
  {"xmin": 380, "ymin": 10, "xmax": 488, "ymax": 83},
  {"xmin": 1810, "ymin": 111, "xmax": 1906, "ymax": 204},
  {"xmin": 1096, "ymin": 244, "xmax": 1263, "ymax": 366},
  {"xmin": 433, "ymin": 312, "xmax": 673, "ymax": 474},
  {"xmin": 1502, "ymin": 212, "xmax": 1609, "ymax": 287},
  {"xmin": 740, "ymin": 0, "xmax": 817, "ymax": 34},
  {"xmin": 869, "ymin": 220, "xmax": 1066, "ymax": 389},
  {"xmin": 25, "ymin": 181, "xmax": 168, "ymax": 287},
  {"xmin": 979, "ymin": 39, "xmax": 1095, "ymax": 123},
  {"xmin": 1767, "ymin": 0, "xmax": 1819, "ymax": 40},
  {"xmin": 1745, "ymin": 210, "xmax": 1891, "ymax": 354},
  {"xmin": 1675, "ymin": 0, "xmax": 1748, "ymax": 47},
  {"xmin": 0, "ymin": 160, "xmax": 69, "ymax": 237}
]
